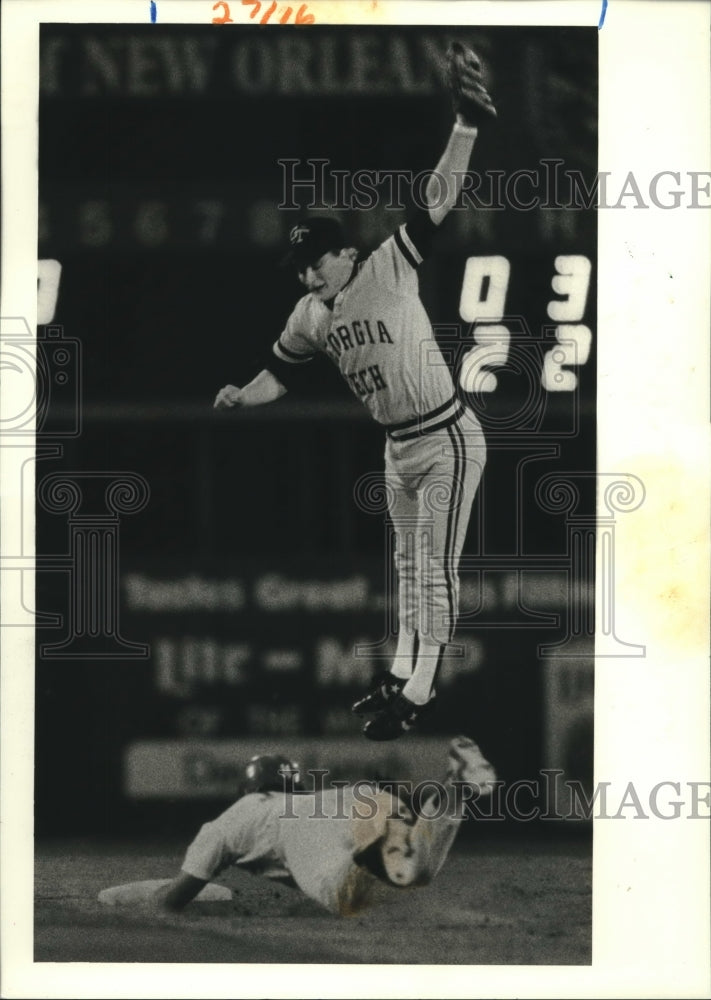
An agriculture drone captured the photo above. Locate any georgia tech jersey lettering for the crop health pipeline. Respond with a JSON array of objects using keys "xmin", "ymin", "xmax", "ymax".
[{"xmin": 272, "ymin": 223, "xmax": 455, "ymax": 427}]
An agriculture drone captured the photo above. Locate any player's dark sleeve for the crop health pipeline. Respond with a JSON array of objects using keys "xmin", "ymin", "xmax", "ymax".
[
  {"xmin": 401, "ymin": 201, "xmax": 439, "ymax": 261},
  {"xmin": 232, "ymin": 351, "xmax": 300, "ymax": 395},
  {"xmin": 260, "ymin": 349, "xmax": 314, "ymax": 394}
]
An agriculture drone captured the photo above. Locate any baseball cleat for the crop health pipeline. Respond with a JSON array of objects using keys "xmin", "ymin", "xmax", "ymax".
[
  {"xmin": 362, "ymin": 692, "xmax": 432, "ymax": 741},
  {"xmin": 446, "ymin": 736, "xmax": 497, "ymax": 795},
  {"xmin": 351, "ymin": 673, "xmax": 406, "ymax": 715}
]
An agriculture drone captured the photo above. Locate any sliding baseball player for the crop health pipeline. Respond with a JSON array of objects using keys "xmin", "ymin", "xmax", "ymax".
[{"xmin": 99, "ymin": 737, "xmax": 497, "ymax": 916}]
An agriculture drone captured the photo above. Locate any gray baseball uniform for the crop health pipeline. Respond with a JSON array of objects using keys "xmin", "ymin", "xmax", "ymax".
[
  {"xmin": 180, "ymin": 785, "xmax": 462, "ymax": 916},
  {"xmin": 272, "ymin": 220, "xmax": 486, "ymax": 681}
]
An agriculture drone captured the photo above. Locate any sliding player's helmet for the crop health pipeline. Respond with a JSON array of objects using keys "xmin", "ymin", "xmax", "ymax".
[{"xmin": 242, "ymin": 754, "xmax": 303, "ymax": 794}]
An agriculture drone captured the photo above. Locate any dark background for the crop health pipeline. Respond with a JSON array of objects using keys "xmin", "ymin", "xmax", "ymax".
[{"xmin": 35, "ymin": 24, "xmax": 597, "ymax": 835}]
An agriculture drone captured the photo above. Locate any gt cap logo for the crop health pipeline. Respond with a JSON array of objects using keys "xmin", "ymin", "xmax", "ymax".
[{"xmin": 289, "ymin": 224, "xmax": 310, "ymax": 245}]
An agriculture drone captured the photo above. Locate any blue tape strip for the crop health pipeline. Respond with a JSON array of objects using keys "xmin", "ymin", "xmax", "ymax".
[{"xmin": 598, "ymin": 0, "xmax": 608, "ymax": 30}]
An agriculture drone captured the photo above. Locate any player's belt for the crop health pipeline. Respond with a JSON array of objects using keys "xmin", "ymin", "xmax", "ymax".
[{"xmin": 385, "ymin": 397, "xmax": 465, "ymax": 441}]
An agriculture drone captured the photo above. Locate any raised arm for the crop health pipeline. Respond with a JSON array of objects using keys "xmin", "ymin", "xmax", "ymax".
[
  {"xmin": 214, "ymin": 368, "xmax": 287, "ymax": 410},
  {"xmin": 426, "ymin": 41, "xmax": 497, "ymax": 226},
  {"xmin": 425, "ymin": 119, "xmax": 479, "ymax": 226}
]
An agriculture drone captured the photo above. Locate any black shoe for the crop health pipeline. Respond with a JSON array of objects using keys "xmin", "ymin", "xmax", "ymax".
[
  {"xmin": 362, "ymin": 692, "xmax": 432, "ymax": 741},
  {"xmin": 351, "ymin": 674, "xmax": 405, "ymax": 716}
]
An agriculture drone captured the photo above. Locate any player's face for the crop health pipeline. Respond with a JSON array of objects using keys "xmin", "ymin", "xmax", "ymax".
[
  {"xmin": 298, "ymin": 250, "xmax": 355, "ymax": 301},
  {"xmin": 381, "ymin": 817, "xmax": 418, "ymax": 887}
]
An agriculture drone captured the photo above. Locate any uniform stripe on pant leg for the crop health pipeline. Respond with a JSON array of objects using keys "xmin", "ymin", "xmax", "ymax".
[
  {"xmin": 441, "ymin": 427, "xmax": 458, "ymax": 640},
  {"xmin": 429, "ymin": 645, "xmax": 446, "ymax": 698},
  {"xmin": 443, "ymin": 424, "xmax": 464, "ymax": 643},
  {"xmin": 448, "ymin": 418, "xmax": 468, "ymax": 641},
  {"xmin": 411, "ymin": 630, "xmax": 420, "ymax": 676}
]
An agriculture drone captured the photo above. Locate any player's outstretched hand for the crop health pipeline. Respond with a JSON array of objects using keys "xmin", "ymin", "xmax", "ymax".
[
  {"xmin": 214, "ymin": 384, "xmax": 244, "ymax": 409},
  {"xmin": 446, "ymin": 41, "xmax": 497, "ymax": 126}
]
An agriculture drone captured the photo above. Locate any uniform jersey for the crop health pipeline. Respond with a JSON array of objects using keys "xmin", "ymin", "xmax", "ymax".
[
  {"xmin": 272, "ymin": 221, "xmax": 461, "ymax": 434},
  {"xmin": 180, "ymin": 783, "xmax": 462, "ymax": 916},
  {"xmin": 266, "ymin": 204, "xmax": 486, "ymax": 710},
  {"xmin": 181, "ymin": 788, "xmax": 387, "ymax": 915}
]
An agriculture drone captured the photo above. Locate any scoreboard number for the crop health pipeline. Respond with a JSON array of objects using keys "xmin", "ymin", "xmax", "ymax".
[
  {"xmin": 459, "ymin": 255, "xmax": 511, "ymax": 323},
  {"xmin": 543, "ymin": 254, "xmax": 593, "ymax": 390},
  {"xmin": 458, "ymin": 253, "xmax": 593, "ymax": 393},
  {"xmin": 547, "ymin": 254, "xmax": 591, "ymax": 322},
  {"xmin": 459, "ymin": 325, "xmax": 511, "ymax": 394},
  {"xmin": 541, "ymin": 325, "xmax": 592, "ymax": 391},
  {"xmin": 458, "ymin": 255, "xmax": 512, "ymax": 393}
]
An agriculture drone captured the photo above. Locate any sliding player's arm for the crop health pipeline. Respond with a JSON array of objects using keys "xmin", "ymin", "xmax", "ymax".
[{"xmin": 154, "ymin": 872, "xmax": 209, "ymax": 912}]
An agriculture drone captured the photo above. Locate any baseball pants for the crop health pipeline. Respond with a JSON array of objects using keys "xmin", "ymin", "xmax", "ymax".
[{"xmin": 385, "ymin": 407, "xmax": 486, "ymax": 665}]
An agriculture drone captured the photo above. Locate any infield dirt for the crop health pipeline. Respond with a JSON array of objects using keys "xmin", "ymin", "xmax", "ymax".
[{"xmin": 34, "ymin": 836, "xmax": 591, "ymax": 965}]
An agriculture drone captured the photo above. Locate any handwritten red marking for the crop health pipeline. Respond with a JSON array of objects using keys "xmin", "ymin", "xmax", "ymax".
[
  {"xmin": 295, "ymin": 4, "xmax": 315, "ymax": 23},
  {"xmin": 218, "ymin": 0, "xmax": 314, "ymax": 23},
  {"xmin": 260, "ymin": 0, "xmax": 277, "ymax": 23},
  {"xmin": 212, "ymin": 0, "xmax": 234, "ymax": 22},
  {"xmin": 241, "ymin": 0, "xmax": 260, "ymax": 18}
]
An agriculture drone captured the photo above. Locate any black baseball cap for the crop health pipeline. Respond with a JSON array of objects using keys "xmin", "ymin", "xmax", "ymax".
[{"xmin": 280, "ymin": 216, "xmax": 347, "ymax": 269}]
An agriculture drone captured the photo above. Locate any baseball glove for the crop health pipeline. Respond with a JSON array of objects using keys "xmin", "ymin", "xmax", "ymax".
[{"xmin": 445, "ymin": 41, "xmax": 497, "ymax": 126}]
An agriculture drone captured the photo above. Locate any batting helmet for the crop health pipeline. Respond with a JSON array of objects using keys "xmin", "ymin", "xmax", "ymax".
[{"xmin": 242, "ymin": 754, "xmax": 302, "ymax": 795}]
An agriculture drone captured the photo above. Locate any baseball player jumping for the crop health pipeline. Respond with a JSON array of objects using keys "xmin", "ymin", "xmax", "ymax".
[
  {"xmin": 99, "ymin": 737, "xmax": 497, "ymax": 916},
  {"xmin": 215, "ymin": 44, "xmax": 496, "ymax": 740}
]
